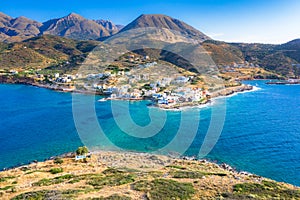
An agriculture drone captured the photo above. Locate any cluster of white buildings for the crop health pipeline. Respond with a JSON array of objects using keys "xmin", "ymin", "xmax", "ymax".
[
  {"xmin": 127, "ymin": 54, "xmax": 151, "ymax": 63},
  {"xmin": 54, "ymin": 73, "xmax": 79, "ymax": 83},
  {"xmin": 154, "ymin": 87, "xmax": 206, "ymax": 105}
]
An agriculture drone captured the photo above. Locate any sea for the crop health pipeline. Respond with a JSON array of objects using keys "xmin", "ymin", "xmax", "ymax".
[{"xmin": 0, "ymin": 80, "xmax": 299, "ymax": 186}]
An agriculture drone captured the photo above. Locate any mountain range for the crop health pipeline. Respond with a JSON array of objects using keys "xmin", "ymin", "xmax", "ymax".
[
  {"xmin": 0, "ymin": 12, "xmax": 299, "ymax": 77},
  {"xmin": 0, "ymin": 12, "xmax": 123, "ymax": 42}
]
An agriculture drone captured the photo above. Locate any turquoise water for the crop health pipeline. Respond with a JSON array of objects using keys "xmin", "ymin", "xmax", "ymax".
[{"xmin": 0, "ymin": 81, "xmax": 299, "ymax": 186}]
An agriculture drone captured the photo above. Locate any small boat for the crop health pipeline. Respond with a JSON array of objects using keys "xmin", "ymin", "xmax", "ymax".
[{"xmin": 98, "ymin": 98, "xmax": 107, "ymax": 102}]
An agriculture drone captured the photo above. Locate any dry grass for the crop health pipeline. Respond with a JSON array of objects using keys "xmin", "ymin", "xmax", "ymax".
[{"xmin": 0, "ymin": 151, "xmax": 299, "ymax": 200}]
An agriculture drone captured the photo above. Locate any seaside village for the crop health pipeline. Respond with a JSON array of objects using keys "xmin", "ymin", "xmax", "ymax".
[
  {"xmin": 83, "ymin": 53, "xmax": 213, "ymax": 108},
  {"xmin": 0, "ymin": 52, "xmax": 257, "ymax": 108}
]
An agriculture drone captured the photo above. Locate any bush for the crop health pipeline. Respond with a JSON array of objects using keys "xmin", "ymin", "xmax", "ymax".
[
  {"xmin": 0, "ymin": 185, "xmax": 14, "ymax": 191},
  {"xmin": 33, "ymin": 178, "xmax": 51, "ymax": 186},
  {"xmin": 230, "ymin": 181, "xmax": 300, "ymax": 199},
  {"xmin": 33, "ymin": 174, "xmax": 75, "ymax": 186},
  {"xmin": 0, "ymin": 176, "xmax": 15, "ymax": 182},
  {"xmin": 87, "ymin": 174, "xmax": 136, "ymax": 188},
  {"xmin": 76, "ymin": 146, "xmax": 89, "ymax": 155},
  {"xmin": 133, "ymin": 179, "xmax": 195, "ymax": 200},
  {"xmin": 49, "ymin": 168, "xmax": 63, "ymax": 174},
  {"xmin": 54, "ymin": 157, "xmax": 64, "ymax": 164},
  {"xmin": 171, "ymin": 170, "xmax": 204, "ymax": 179},
  {"xmin": 11, "ymin": 189, "xmax": 81, "ymax": 200},
  {"xmin": 91, "ymin": 194, "xmax": 131, "ymax": 200},
  {"xmin": 166, "ymin": 165, "xmax": 187, "ymax": 170}
]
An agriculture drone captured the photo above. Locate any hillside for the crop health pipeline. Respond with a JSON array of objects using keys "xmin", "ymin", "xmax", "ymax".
[
  {"xmin": 0, "ymin": 151, "xmax": 299, "ymax": 200},
  {"xmin": 201, "ymin": 40, "xmax": 245, "ymax": 66},
  {"xmin": 0, "ymin": 35, "xmax": 100, "ymax": 71},
  {"xmin": 276, "ymin": 39, "xmax": 300, "ymax": 64},
  {"xmin": 231, "ymin": 41, "xmax": 300, "ymax": 77}
]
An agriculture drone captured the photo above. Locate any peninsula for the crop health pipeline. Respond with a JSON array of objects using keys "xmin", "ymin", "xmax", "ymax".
[{"xmin": 0, "ymin": 150, "xmax": 299, "ymax": 199}]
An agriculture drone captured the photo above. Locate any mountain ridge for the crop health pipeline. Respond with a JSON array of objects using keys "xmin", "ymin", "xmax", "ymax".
[
  {"xmin": 40, "ymin": 13, "xmax": 111, "ymax": 40},
  {"xmin": 120, "ymin": 14, "xmax": 211, "ymax": 42},
  {"xmin": 0, "ymin": 12, "xmax": 299, "ymax": 77},
  {"xmin": 0, "ymin": 12, "xmax": 123, "ymax": 42}
]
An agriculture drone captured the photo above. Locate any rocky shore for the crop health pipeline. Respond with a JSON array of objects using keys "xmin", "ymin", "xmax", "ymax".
[
  {"xmin": 209, "ymin": 84, "xmax": 253, "ymax": 98},
  {"xmin": 0, "ymin": 75, "xmax": 103, "ymax": 95}
]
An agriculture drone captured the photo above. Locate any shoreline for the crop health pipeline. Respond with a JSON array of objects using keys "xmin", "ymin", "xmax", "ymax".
[
  {"xmin": 0, "ymin": 150, "xmax": 299, "ymax": 199},
  {"xmin": 150, "ymin": 84, "xmax": 254, "ymax": 110},
  {"xmin": 1, "ymin": 149, "xmax": 299, "ymax": 188},
  {"xmin": 0, "ymin": 76, "xmax": 103, "ymax": 95},
  {"xmin": 1, "ymin": 76, "xmax": 255, "ymax": 110},
  {"xmin": 3, "ymin": 79, "xmax": 297, "ymax": 190}
]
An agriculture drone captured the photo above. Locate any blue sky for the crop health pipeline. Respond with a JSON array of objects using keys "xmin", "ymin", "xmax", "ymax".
[{"xmin": 1, "ymin": 0, "xmax": 299, "ymax": 44}]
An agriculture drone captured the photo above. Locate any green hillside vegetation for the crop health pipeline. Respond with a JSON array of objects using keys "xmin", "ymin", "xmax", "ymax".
[
  {"xmin": 0, "ymin": 35, "xmax": 100, "ymax": 73},
  {"xmin": 232, "ymin": 42, "xmax": 300, "ymax": 77},
  {"xmin": 277, "ymin": 39, "xmax": 300, "ymax": 63}
]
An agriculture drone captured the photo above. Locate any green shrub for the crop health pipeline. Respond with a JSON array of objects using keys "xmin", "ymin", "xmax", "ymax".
[
  {"xmin": 87, "ymin": 174, "xmax": 136, "ymax": 188},
  {"xmin": 54, "ymin": 157, "xmax": 64, "ymax": 164},
  {"xmin": 230, "ymin": 182, "xmax": 300, "ymax": 199},
  {"xmin": 76, "ymin": 146, "xmax": 89, "ymax": 155},
  {"xmin": 91, "ymin": 194, "xmax": 131, "ymax": 200},
  {"xmin": 133, "ymin": 179, "xmax": 195, "ymax": 200},
  {"xmin": 206, "ymin": 172, "xmax": 227, "ymax": 177},
  {"xmin": 171, "ymin": 170, "xmax": 204, "ymax": 179},
  {"xmin": 49, "ymin": 168, "xmax": 63, "ymax": 174},
  {"xmin": 102, "ymin": 168, "xmax": 124, "ymax": 175},
  {"xmin": 33, "ymin": 178, "xmax": 51, "ymax": 186},
  {"xmin": 11, "ymin": 189, "xmax": 81, "ymax": 200},
  {"xmin": 33, "ymin": 174, "xmax": 75, "ymax": 186},
  {"xmin": 166, "ymin": 165, "xmax": 187, "ymax": 170},
  {"xmin": 0, "ymin": 185, "xmax": 14, "ymax": 191},
  {"xmin": 0, "ymin": 176, "xmax": 15, "ymax": 182}
]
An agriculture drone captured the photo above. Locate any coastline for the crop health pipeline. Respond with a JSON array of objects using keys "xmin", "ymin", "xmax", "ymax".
[
  {"xmin": 0, "ymin": 76, "xmax": 102, "ymax": 95},
  {"xmin": 3, "ymin": 79, "xmax": 298, "ymax": 193},
  {"xmin": 1, "ymin": 76, "xmax": 254, "ymax": 110},
  {"xmin": 150, "ymin": 84, "xmax": 253, "ymax": 110},
  {"xmin": 3, "ymin": 149, "xmax": 300, "ymax": 187},
  {"xmin": 0, "ymin": 150, "xmax": 299, "ymax": 199}
]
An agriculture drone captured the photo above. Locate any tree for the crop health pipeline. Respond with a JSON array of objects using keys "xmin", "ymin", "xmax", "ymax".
[{"xmin": 76, "ymin": 146, "xmax": 89, "ymax": 155}]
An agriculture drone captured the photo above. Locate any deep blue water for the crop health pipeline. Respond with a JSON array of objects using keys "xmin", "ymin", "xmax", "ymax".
[{"xmin": 0, "ymin": 81, "xmax": 299, "ymax": 186}]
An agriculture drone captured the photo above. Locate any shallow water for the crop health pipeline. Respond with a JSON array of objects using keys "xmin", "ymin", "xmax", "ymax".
[{"xmin": 0, "ymin": 80, "xmax": 299, "ymax": 186}]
